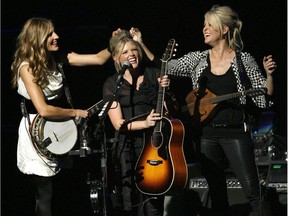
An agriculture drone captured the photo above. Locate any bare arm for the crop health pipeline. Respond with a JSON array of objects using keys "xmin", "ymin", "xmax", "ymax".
[
  {"xmin": 20, "ymin": 65, "xmax": 88, "ymax": 120},
  {"xmin": 108, "ymin": 102, "xmax": 160, "ymax": 131},
  {"xmin": 130, "ymin": 27, "xmax": 155, "ymax": 61},
  {"xmin": 67, "ymin": 28, "xmax": 125, "ymax": 66},
  {"xmin": 67, "ymin": 48, "xmax": 111, "ymax": 66}
]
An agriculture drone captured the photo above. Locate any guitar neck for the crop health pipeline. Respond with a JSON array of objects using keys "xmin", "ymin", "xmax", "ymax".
[
  {"xmin": 210, "ymin": 91, "xmax": 242, "ymax": 103},
  {"xmin": 155, "ymin": 61, "xmax": 167, "ymax": 117},
  {"xmin": 154, "ymin": 38, "xmax": 176, "ymax": 132},
  {"xmin": 210, "ymin": 88, "xmax": 266, "ymax": 103},
  {"xmin": 154, "ymin": 60, "xmax": 169, "ymax": 133},
  {"xmin": 87, "ymin": 100, "xmax": 104, "ymax": 116}
]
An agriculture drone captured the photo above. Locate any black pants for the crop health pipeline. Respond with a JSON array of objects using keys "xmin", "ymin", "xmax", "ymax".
[
  {"xmin": 200, "ymin": 134, "xmax": 261, "ymax": 216},
  {"xmin": 31, "ymin": 175, "xmax": 53, "ymax": 216}
]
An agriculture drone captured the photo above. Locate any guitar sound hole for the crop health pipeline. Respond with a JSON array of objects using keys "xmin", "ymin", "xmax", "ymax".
[{"xmin": 151, "ymin": 132, "xmax": 163, "ymax": 148}]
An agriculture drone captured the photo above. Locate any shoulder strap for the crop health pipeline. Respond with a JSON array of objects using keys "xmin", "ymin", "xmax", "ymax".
[
  {"xmin": 236, "ymin": 52, "xmax": 252, "ymax": 89},
  {"xmin": 20, "ymin": 98, "xmax": 31, "ymax": 126},
  {"xmin": 57, "ymin": 63, "xmax": 74, "ymax": 108}
]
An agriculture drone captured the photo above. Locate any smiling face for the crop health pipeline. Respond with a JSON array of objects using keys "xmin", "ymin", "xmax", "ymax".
[
  {"xmin": 117, "ymin": 41, "xmax": 139, "ymax": 69},
  {"xmin": 202, "ymin": 7, "xmax": 237, "ymax": 49},
  {"xmin": 111, "ymin": 38, "xmax": 143, "ymax": 72},
  {"xmin": 46, "ymin": 29, "xmax": 59, "ymax": 52},
  {"xmin": 20, "ymin": 18, "xmax": 60, "ymax": 54},
  {"xmin": 202, "ymin": 17, "xmax": 222, "ymax": 47}
]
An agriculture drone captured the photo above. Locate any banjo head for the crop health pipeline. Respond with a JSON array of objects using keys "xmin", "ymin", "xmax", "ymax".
[
  {"xmin": 30, "ymin": 115, "xmax": 78, "ymax": 160},
  {"xmin": 43, "ymin": 118, "xmax": 78, "ymax": 155}
]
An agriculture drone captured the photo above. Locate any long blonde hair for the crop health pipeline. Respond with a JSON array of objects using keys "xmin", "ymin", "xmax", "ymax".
[
  {"xmin": 205, "ymin": 5, "xmax": 244, "ymax": 51},
  {"xmin": 11, "ymin": 17, "xmax": 55, "ymax": 88}
]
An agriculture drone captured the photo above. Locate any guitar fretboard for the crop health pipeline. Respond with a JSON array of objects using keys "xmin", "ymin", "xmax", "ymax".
[
  {"xmin": 87, "ymin": 100, "xmax": 104, "ymax": 116},
  {"xmin": 210, "ymin": 88, "xmax": 267, "ymax": 104}
]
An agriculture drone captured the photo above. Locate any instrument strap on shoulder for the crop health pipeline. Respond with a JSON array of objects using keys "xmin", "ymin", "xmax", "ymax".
[
  {"xmin": 20, "ymin": 98, "xmax": 31, "ymax": 126},
  {"xmin": 57, "ymin": 63, "xmax": 74, "ymax": 108}
]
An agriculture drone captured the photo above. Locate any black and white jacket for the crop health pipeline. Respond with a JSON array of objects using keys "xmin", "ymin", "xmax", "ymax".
[{"xmin": 167, "ymin": 49, "xmax": 273, "ymax": 108}]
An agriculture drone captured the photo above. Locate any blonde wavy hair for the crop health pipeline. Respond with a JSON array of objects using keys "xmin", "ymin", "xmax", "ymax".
[
  {"xmin": 205, "ymin": 5, "xmax": 244, "ymax": 51},
  {"xmin": 109, "ymin": 30, "xmax": 143, "ymax": 72},
  {"xmin": 11, "ymin": 17, "xmax": 55, "ymax": 89}
]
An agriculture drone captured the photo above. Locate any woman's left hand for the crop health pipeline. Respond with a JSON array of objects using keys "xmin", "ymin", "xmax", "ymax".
[
  {"xmin": 263, "ymin": 55, "xmax": 277, "ymax": 76},
  {"xmin": 158, "ymin": 75, "xmax": 170, "ymax": 88},
  {"xmin": 130, "ymin": 27, "xmax": 143, "ymax": 44},
  {"xmin": 145, "ymin": 109, "xmax": 160, "ymax": 128}
]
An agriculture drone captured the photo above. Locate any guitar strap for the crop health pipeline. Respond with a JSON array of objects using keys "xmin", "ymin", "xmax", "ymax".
[
  {"xmin": 20, "ymin": 98, "xmax": 31, "ymax": 125},
  {"xmin": 57, "ymin": 63, "xmax": 74, "ymax": 108}
]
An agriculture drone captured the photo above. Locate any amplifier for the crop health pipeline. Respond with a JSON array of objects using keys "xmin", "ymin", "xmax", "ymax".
[
  {"xmin": 267, "ymin": 160, "xmax": 287, "ymax": 193},
  {"xmin": 189, "ymin": 177, "xmax": 242, "ymax": 189},
  {"xmin": 186, "ymin": 177, "xmax": 250, "ymax": 215}
]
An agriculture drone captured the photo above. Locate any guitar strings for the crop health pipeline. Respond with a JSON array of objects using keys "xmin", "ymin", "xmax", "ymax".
[
  {"xmin": 187, "ymin": 88, "xmax": 264, "ymax": 108},
  {"xmin": 187, "ymin": 97, "xmax": 213, "ymax": 108},
  {"xmin": 48, "ymin": 120, "xmax": 76, "ymax": 142}
]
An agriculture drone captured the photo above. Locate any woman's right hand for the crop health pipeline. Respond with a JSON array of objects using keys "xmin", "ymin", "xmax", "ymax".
[
  {"xmin": 74, "ymin": 109, "xmax": 89, "ymax": 121},
  {"xmin": 112, "ymin": 28, "xmax": 123, "ymax": 37}
]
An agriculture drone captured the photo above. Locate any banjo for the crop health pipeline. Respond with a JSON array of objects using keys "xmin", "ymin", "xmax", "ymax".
[{"xmin": 30, "ymin": 100, "xmax": 104, "ymax": 160}]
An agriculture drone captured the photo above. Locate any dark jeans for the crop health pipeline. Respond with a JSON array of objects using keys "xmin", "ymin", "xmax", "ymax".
[{"xmin": 200, "ymin": 134, "xmax": 261, "ymax": 216}]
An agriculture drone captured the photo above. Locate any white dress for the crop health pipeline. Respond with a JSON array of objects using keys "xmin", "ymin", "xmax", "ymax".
[{"xmin": 17, "ymin": 62, "xmax": 63, "ymax": 177}]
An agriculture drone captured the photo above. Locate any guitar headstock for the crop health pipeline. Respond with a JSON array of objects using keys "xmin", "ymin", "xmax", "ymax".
[{"xmin": 161, "ymin": 39, "xmax": 177, "ymax": 62}]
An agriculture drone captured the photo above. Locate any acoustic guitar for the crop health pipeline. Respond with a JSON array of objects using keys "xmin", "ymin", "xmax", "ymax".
[
  {"xmin": 182, "ymin": 87, "xmax": 267, "ymax": 124},
  {"xmin": 135, "ymin": 39, "xmax": 188, "ymax": 195}
]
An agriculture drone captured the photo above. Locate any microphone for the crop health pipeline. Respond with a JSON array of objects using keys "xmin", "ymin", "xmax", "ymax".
[{"xmin": 116, "ymin": 61, "xmax": 131, "ymax": 84}]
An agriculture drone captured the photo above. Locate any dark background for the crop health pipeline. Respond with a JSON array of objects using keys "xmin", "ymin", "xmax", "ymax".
[{"xmin": 1, "ymin": 0, "xmax": 287, "ymax": 215}]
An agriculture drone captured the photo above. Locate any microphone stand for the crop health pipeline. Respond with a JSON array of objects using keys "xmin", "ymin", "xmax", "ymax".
[
  {"xmin": 68, "ymin": 120, "xmax": 103, "ymax": 157},
  {"xmin": 93, "ymin": 72, "xmax": 124, "ymax": 216}
]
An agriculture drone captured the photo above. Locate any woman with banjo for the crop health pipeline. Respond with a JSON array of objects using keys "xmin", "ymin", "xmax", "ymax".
[{"xmin": 10, "ymin": 17, "xmax": 115, "ymax": 216}]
